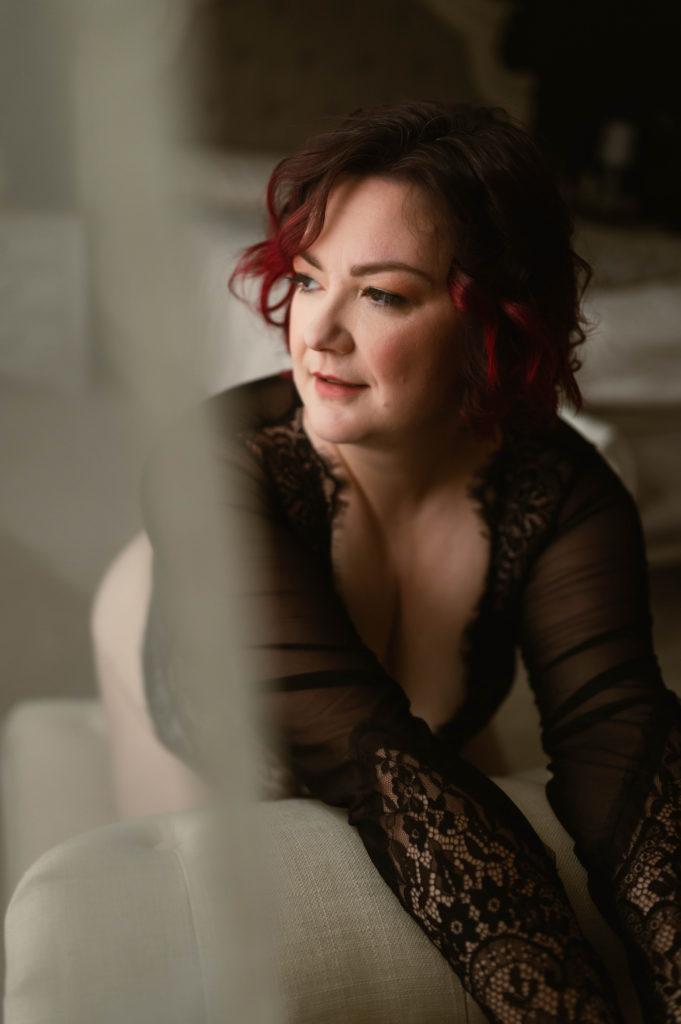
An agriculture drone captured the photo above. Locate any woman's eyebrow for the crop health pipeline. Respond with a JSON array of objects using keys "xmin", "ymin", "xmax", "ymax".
[
  {"xmin": 351, "ymin": 260, "xmax": 433, "ymax": 282},
  {"xmin": 299, "ymin": 250, "xmax": 432, "ymax": 283}
]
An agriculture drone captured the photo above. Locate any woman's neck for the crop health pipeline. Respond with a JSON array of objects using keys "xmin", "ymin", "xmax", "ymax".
[{"xmin": 302, "ymin": 410, "xmax": 501, "ymax": 526}]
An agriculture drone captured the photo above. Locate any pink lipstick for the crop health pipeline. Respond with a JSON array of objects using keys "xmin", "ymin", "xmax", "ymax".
[{"xmin": 313, "ymin": 372, "xmax": 367, "ymax": 398}]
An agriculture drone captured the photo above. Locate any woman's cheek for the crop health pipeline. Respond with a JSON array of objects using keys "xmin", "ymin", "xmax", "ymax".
[{"xmin": 374, "ymin": 347, "xmax": 417, "ymax": 398}]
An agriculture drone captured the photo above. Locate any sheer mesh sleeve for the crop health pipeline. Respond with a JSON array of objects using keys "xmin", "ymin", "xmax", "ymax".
[
  {"xmin": 141, "ymin": 395, "xmax": 630, "ymax": 1023},
  {"xmin": 520, "ymin": 454, "xmax": 681, "ymax": 1023}
]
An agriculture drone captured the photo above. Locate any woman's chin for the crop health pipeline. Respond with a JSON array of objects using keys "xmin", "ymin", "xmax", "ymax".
[{"xmin": 302, "ymin": 405, "xmax": 371, "ymax": 446}]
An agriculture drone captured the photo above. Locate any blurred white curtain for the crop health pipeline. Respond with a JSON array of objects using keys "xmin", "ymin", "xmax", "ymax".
[{"xmin": 57, "ymin": 1, "xmax": 282, "ymax": 1019}]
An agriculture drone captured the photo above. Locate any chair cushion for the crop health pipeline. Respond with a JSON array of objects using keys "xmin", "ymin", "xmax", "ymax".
[{"xmin": 4, "ymin": 775, "xmax": 642, "ymax": 1024}]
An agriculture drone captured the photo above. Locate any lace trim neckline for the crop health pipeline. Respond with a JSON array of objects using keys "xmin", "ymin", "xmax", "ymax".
[{"xmin": 283, "ymin": 404, "xmax": 514, "ymax": 738}]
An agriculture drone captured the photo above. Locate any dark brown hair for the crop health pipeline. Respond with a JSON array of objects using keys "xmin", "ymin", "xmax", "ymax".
[{"xmin": 230, "ymin": 100, "xmax": 591, "ymax": 433}]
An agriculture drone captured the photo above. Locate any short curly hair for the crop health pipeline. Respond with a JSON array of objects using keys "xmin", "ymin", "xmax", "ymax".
[{"xmin": 230, "ymin": 100, "xmax": 591, "ymax": 434}]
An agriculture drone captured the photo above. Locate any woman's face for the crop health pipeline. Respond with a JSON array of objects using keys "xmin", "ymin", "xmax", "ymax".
[{"xmin": 288, "ymin": 176, "xmax": 467, "ymax": 449}]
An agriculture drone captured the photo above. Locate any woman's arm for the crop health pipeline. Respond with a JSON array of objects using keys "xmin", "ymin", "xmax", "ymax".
[
  {"xmin": 520, "ymin": 455, "xmax": 681, "ymax": 1023},
  {"xmin": 142, "ymin": 401, "xmax": 625, "ymax": 1023}
]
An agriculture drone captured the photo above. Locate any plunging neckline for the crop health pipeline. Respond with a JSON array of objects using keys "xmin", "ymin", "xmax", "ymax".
[
  {"xmin": 289, "ymin": 404, "xmax": 512, "ymax": 736},
  {"xmin": 231, "ymin": 375, "xmax": 565, "ymax": 750}
]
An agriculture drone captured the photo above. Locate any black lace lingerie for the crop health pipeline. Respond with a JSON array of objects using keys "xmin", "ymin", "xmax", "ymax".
[{"xmin": 142, "ymin": 375, "xmax": 681, "ymax": 1023}]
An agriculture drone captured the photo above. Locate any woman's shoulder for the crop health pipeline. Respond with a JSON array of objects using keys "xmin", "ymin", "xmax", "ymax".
[
  {"xmin": 543, "ymin": 415, "xmax": 636, "ymax": 513},
  {"xmin": 205, "ymin": 376, "xmax": 338, "ymax": 553},
  {"xmin": 141, "ymin": 375, "xmax": 302, "ymax": 515},
  {"xmin": 204, "ymin": 373, "xmax": 301, "ymax": 435},
  {"xmin": 498, "ymin": 414, "xmax": 633, "ymax": 505},
  {"xmin": 145, "ymin": 374, "xmax": 300, "ymax": 472},
  {"xmin": 478, "ymin": 415, "xmax": 639, "ymax": 606}
]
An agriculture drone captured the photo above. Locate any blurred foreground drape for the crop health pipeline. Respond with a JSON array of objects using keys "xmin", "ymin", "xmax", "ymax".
[{"xmin": 58, "ymin": 1, "xmax": 282, "ymax": 1018}]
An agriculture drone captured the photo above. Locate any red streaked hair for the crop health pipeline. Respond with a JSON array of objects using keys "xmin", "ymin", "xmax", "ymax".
[{"xmin": 230, "ymin": 100, "xmax": 590, "ymax": 434}]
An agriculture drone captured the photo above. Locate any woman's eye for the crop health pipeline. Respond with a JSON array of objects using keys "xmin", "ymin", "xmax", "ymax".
[
  {"xmin": 364, "ymin": 287, "xmax": 407, "ymax": 308},
  {"xmin": 287, "ymin": 272, "xmax": 318, "ymax": 293},
  {"xmin": 286, "ymin": 274, "xmax": 405, "ymax": 308}
]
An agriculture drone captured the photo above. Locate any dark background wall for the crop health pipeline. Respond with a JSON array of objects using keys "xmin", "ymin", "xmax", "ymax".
[
  {"xmin": 176, "ymin": 0, "xmax": 681, "ymax": 229},
  {"xmin": 179, "ymin": 0, "xmax": 479, "ymax": 152},
  {"xmin": 501, "ymin": 0, "xmax": 681, "ymax": 227}
]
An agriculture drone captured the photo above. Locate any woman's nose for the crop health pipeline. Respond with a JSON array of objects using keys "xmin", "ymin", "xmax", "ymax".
[{"xmin": 302, "ymin": 301, "xmax": 354, "ymax": 354}]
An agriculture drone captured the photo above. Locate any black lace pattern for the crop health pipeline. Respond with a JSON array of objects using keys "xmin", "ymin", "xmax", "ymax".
[
  {"xmin": 238, "ymin": 407, "xmax": 345, "ymax": 563},
  {"xmin": 611, "ymin": 715, "xmax": 681, "ymax": 1023},
  {"xmin": 468, "ymin": 428, "xmax": 576, "ymax": 612},
  {"xmin": 349, "ymin": 735, "xmax": 624, "ymax": 1023}
]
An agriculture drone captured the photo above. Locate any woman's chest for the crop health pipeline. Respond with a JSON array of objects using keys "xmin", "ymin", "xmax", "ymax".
[{"xmin": 331, "ymin": 493, "xmax": 492, "ymax": 731}]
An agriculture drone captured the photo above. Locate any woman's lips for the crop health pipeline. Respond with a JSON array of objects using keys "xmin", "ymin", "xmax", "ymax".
[{"xmin": 313, "ymin": 373, "xmax": 367, "ymax": 397}]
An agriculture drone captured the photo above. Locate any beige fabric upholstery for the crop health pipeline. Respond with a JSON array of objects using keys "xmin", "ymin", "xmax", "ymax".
[
  {"xmin": 5, "ymin": 813, "xmax": 215, "ymax": 1024},
  {"xmin": 4, "ymin": 772, "xmax": 642, "ymax": 1024}
]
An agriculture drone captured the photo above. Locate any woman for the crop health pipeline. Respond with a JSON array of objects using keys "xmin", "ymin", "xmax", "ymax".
[{"xmin": 143, "ymin": 101, "xmax": 681, "ymax": 1022}]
